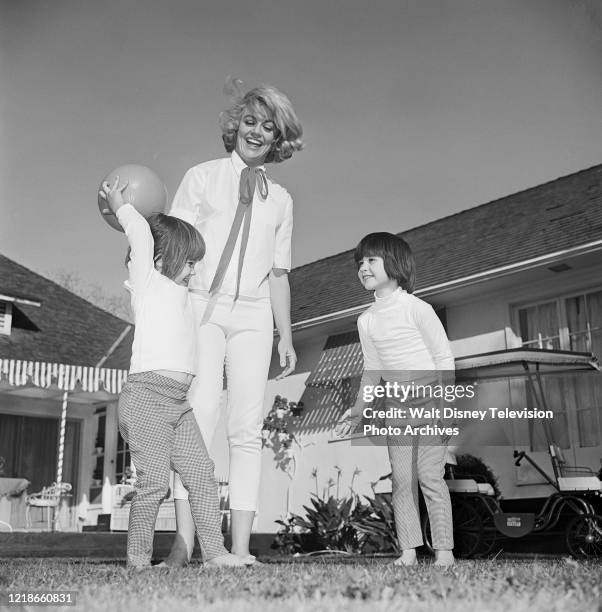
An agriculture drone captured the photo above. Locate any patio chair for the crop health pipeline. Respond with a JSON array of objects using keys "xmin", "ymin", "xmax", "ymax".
[{"xmin": 25, "ymin": 482, "xmax": 72, "ymax": 530}]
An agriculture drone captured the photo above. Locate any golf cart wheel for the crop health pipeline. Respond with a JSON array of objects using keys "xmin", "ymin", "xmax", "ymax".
[
  {"xmin": 566, "ymin": 513, "xmax": 602, "ymax": 558},
  {"xmin": 474, "ymin": 497, "xmax": 499, "ymax": 557},
  {"xmin": 422, "ymin": 496, "xmax": 484, "ymax": 558}
]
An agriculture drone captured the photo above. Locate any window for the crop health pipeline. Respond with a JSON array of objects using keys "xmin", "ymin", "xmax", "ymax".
[
  {"xmin": 0, "ymin": 301, "xmax": 12, "ymax": 335},
  {"xmin": 516, "ymin": 289, "xmax": 602, "ymax": 449},
  {"xmin": 115, "ymin": 433, "xmax": 131, "ymax": 484},
  {"xmin": 565, "ymin": 291, "xmax": 602, "ymax": 354},
  {"xmin": 518, "ymin": 300, "xmax": 561, "ymax": 349},
  {"xmin": 0, "ymin": 413, "xmax": 80, "ymax": 497},
  {"xmin": 90, "ymin": 410, "xmax": 106, "ymax": 503}
]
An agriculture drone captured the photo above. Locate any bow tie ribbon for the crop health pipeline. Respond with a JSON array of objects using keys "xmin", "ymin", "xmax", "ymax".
[{"xmin": 209, "ymin": 166, "xmax": 269, "ymax": 300}]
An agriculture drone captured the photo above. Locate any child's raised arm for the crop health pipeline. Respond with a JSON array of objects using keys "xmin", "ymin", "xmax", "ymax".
[
  {"xmin": 115, "ymin": 205, "xmax": 155, "ymax": 289},
  {"xmin": 99, "ymin": 177, "xmax": 155, "ymax": 289}
]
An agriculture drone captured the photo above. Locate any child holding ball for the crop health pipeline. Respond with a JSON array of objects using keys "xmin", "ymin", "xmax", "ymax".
[
  {"xmin": 99, "ymin": 177, "xmax": 250, "ymax": 570},
  {"xmin": 335, "ymin": 232, "xmax": 455, "ymax": 567}
]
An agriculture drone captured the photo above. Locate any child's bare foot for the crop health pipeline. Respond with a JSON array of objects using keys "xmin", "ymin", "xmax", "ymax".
[
  {"xmin": 393, "ymin": 549, "xmax": 417, "ymax": 566},
  {"xmin": 205, "ymin": 553, "xmax": 253, "ymax": 568},
  {"xmin": 434, "ymin": 550, "xmax": 455, "ymax": 567}
]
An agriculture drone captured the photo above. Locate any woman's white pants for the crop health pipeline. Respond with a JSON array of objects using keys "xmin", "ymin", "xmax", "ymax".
[{"xmin": 172, "ymin": 292, "xmax": 273, "ymax": 511}]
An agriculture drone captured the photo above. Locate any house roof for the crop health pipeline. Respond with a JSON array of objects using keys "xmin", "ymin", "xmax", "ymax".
[
  {"xmin": 0, "ymin": 255, "xmax": 132, "ymax": 369},
  {"xmin": 289, "ymin": 164, "xmax": 602, "ymax": 325}
]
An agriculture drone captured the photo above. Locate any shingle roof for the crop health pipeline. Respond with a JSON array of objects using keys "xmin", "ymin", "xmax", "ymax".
[
  {"xmin": 0, "ymin": 255, "xmax": 132, "ymax": 369},
  {"xmin": 289, "ymin": 164, "xmax": 602, "ymax": 325}
]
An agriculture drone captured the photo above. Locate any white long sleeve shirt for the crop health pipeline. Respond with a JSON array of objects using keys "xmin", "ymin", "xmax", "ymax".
[
  {"xmin": 116, "ymin": 204, "xmax": 196, "ymax": 375},
  {"xmin": 169, "ymin": 151, "xmax": 293, "ymax": 299},
  {"xmin": 357, "ymin": 288, "xmax": 455, "ymax": 381}
]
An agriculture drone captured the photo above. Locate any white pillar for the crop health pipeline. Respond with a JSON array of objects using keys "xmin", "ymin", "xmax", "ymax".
[{"xmin": 56, "ymin": 391, "xmax": 68, "ymax": 484}]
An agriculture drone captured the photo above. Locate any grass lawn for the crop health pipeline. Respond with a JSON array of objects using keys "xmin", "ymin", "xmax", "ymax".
[{"xmin": 0, "ymin": 557, "xmax": 600, "ymax": 612}]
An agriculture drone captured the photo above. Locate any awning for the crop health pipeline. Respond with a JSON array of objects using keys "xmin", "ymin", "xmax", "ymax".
[
  {"xmin": 294, "ymin": 384, "xmax": 361, "ymax": 433},
  {"xmin": 455, "ymin": 348, "xmax": 599, "ymax": 381},
  {"xmin": 306, "ymin": 343, "xmax": 600, "ymax": 388},
  {"xmin": 0, "ymin": 359, "xmax": 128, "ymax": 396},
  {"xmin": 305, "ymin": 331, "xmax": 363, "ymax": 387},
  {"xmin": 303, "ymin": 345, "xmax": 600, "ymax": 436}
]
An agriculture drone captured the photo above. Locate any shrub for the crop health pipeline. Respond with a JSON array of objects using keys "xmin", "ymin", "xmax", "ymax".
[
  {"xmin": 351, "ymin": 493, "xmax": 400, "ymax": 554},
  {"xmin": 273, "ymin": 494, "xmax": 370, "ymax": 554},
  {"xmin": 273, "ymin": 490, "xmax": 402, "ymax": 555},
  {"xmin": 273, "ymin": 454, "xmax": 502, "ymax": 555},
  {"xmin": 448, "ymin": 454, "xmax": 501, "ymax": 497}
]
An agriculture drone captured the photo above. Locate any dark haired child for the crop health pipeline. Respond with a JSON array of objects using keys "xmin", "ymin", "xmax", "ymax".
[
  {"xmin": 99, "ymin": 178, "xmax": 249, "ymax": 570},
  {"xmin": 335, "ymin": 232, "xmax": 455, "ymax": 567}
]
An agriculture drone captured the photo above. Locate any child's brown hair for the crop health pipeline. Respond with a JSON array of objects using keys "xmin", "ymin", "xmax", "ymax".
[
  {"xmin": 126, "ymin": 214, "xmax": 205, "ymax": 280},
  {"xmin": 354, "ymin": 232, "xmax": 415, "ymax": 293}
]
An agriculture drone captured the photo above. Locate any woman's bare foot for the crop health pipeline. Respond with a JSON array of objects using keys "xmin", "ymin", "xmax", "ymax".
[
  {"xmin": 434, "ymin": 550, "xmax": 455, "ymax": 567},
  {"xmin": 205, "ymin": 553, "xmax": 254, "ymax": 568},
  {"xmin": 393, "ymin": 549, "xmax": 417, "ymax": 566},
  {"xmin": 162, "ymin": 535, "xmax": 192, "ymax": 568},
  {"xmin": 162, "ymin": 550, "xmax": 189, "ymax": 568}
]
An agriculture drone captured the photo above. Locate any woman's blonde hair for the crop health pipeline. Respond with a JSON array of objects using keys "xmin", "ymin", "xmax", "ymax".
[{"xmin": 219, "ymin": 83, "xmax": 304, "ymax": 164}]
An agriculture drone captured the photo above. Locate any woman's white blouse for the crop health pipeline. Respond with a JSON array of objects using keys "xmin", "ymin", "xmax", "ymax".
[
  {"xmin": 358, "ymin": 288, "xmax": 455, "ymax": 377},
  {"xmin": 116, "ymin": 204, "xmax": 196, "ymax": 375},
  {"xmin": 169, "ymin": 151, "xmax": 293, "ymax": 299}
]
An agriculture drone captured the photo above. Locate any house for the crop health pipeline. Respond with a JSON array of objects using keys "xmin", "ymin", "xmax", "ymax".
[
  {"xmin": 254, "ymin": 163, "xmax": 602, "ymax": 533},
  {"xmin": 0, "ymin": 255, "xmax": 133, "ymax": 528},
  {"xmin": 4, "ymin": 163, "xmax": 600, "ymax": 537}
]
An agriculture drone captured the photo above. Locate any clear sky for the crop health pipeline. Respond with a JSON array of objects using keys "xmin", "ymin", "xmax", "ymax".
[{"xmin": 1, "ymin": 0, "xmax": 601, "ymax": 299}]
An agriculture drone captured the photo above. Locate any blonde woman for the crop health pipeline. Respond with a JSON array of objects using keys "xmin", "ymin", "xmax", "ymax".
[{"xmin": 167, "ymin": 82, "xmax": 303, "ymax": 565}]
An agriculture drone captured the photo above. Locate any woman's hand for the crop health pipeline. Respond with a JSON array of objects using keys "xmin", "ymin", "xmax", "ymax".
[
  {"xmin": 269, "ymin": 269, "xmax": 296, "ymax": 380},
  {"xmin": 276, "ymin": 336, "xmax": 296, "ymax": 380},
  {"xmin": 99, "ymin": 176, "xmax": 128, "ymax": 215},
  {"xmin": 334, "ymin": 409, "xmax": 362, "ymax": 438}
]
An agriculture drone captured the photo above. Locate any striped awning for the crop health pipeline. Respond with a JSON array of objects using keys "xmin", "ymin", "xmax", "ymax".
[
  {"xmin": 0, "ymin": 359, "xmax": 128, "ymax": 395},
  {"xmin": 305, "ymin": 331, "xmax": 363, "ymax": 387}
]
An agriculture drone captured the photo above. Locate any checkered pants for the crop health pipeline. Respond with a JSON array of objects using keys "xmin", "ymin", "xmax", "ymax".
[
  {"xmin": 387, "ymin": 438, "xmax": 454, "ymax": 551},
  {"xmin": 118, "ymin": 371, "xmax": 228, "ymax": 568}
]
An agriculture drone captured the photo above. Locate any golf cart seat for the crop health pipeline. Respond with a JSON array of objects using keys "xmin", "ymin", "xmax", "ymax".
[
  {"xmin": 445, "ymin": 479, "xmax": 496, "ymax": 496},
  {"xmin": 549, "ymin": 444, "xmax": 601, "ymax": 492},
  {"xmin": 556, "ymin": 477, "xmax": 602, "ymax": 492}
]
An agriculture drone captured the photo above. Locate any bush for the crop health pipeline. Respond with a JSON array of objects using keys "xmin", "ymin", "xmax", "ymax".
[
  {"xmin": 273, "ymin": 494, "xmax": 369, "ymax": 554},
  {"xmin": 448, "ymin": 454, "xmax": 501, "ymax": 497},
  {"xmin": 273, "ymin": 454, "xmax": 502, "ymax": 555},
  {"xmin": 351, "ymin": 493, "xmax": 400, "ymax": 554},
  {"xmin": 273, "ymin": 491, "xmax": 402, "ymax": 555}
]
